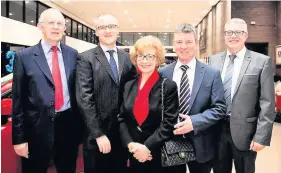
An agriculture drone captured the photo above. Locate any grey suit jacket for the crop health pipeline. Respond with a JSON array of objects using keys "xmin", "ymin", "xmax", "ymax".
[{"xmin": 209, "ymin": 49, "xmax": 275, "ymax": 151}]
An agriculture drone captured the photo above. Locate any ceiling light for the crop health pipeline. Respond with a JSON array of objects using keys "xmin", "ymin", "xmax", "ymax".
[
  {"xmin": 124, "ymin": 10, "xmax": 129, "ymax": 15},
  {"xmin": 133, "ymin": 25, "xmax": 137, "ymax": 28},
  {"xmin": 31, "ymin": 20, "xmax": 34, "ymax": 23},
  {"xmin": 168, "ymin": 9, "xmax": 172, "ymax": 14},
  {"xmin": 9, "ymin": 13, "xmax": 13, "ymax": 16},
  {"xmin": 129, "ymin": 18, "xmax": 133, "ymax": 22}
]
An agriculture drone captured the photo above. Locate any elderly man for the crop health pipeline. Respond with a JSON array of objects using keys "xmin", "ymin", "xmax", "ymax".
[
  {"xmin": 76, "ymin": 14, "xmax": 136, "ymax": 173},
  {"xmin": 209, "ymin": 18, "xmax": 275, "ymax": 173},
  {"xmin": 12, "ymin": 8, "xmax": 81, "ymax": 173}
]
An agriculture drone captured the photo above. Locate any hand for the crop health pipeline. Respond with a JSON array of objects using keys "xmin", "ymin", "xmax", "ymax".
[
  {"xmin": 96, "ymin": 135, "xmax": 111, "ymax": 154},
  {"xmin": 250, "ymin": 141, "xmax": 265, "ymax": 152},
  {"xmin": 173, "ymin": 114, "xmax": 193, "ymax": 135},
  {"xmin": 14, "ymin": 142, "xmax": 29, "ymax": 158},
  {"xmin": 133, "ymin": 145, "xmax": 152, "ymax": 163}
]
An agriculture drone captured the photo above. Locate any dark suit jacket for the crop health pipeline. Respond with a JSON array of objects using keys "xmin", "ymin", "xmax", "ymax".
[
  {"xmin": 118, "ymin": 76, "xmax": 179, "ymax": 151},
  {"xmin": 12, "ymin": 41, "xmax": 79, "ymax": 149},
  {"xmin": 209, "ymin": 49, "xmax": 275, "ymax": 151},
  {"xmin": 76, "ymin": 45, "xmax": 136, "ymax": 149},
  {"xmin": 159, "ymin": 59, "xmax": 226, "ymax": 163}
]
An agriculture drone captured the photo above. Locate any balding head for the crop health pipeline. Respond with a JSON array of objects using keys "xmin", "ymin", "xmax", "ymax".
[{"xmin": 38, "ymin": 8, "xmax": 65, "ymax": 24}]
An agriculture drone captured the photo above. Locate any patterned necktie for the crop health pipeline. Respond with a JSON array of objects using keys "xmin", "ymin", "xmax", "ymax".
[
  {"xmin": 223, "ymin": 54, "xmax": 236, "ymax": 115},
  {"xmin": 51, "ymin": 46, "xmax": 64, "ymax": 111},
  {"xmin": 107, "ymin": 50, "xmax": 119, "ymax": 83},
  {"xmin": 179, "ymin": 65, "xmax": 191, "ymax": 118}
]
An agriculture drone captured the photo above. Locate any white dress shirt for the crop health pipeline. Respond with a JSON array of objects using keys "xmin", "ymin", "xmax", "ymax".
[
  {"xmin": 221, "ymin": 46, "xmax": 246, "ymax": 99},
  {"xmin": 173, "ymin": 57, "xmax": 197, "ymax": 97},
  {"xmin": 100, "ymin": 44, "xmax": 119, "ymax": 70}
]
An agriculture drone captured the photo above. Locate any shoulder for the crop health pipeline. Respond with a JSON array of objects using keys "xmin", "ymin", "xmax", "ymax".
[
  {"xmin": 249, "ymin": 50, "xmax": 271, "ymax": 61},
  {"xmin": 62, "ymin": 44, "xmax": 78, "ymax": 55},
  {"xmin": 208, "ymin": 52, "xmax": 224, "ymax": 60},
  {"xmin": 17, "ymin": 45, "xmax": 36, "ymax": 57},
  {"xmin": 161, "ymin": 77, "xmax": 178, "ymax": 93},
  {"xmin": 198, "ymin": 60, "xmax": 220, "ymax": 75},
  {"xmin": 78, "ymin": 47, "xmax": 97, "ymax": 60}
]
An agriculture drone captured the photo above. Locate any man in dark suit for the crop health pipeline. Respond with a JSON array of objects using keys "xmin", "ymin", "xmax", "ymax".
[
  {"xmin": 160, "ymin": 23, "xmax": 226, "ymax": 173},
  {"xmin": 12, "ymin": 8, "xmax": 81, "ymax": 173},
  {"xmin": 75, "ymin": 14, "xmax": 136, "ymax": 173},
  {"xmin": 209, "ymin": 18, "xmax": 275, "ymax": 173}
]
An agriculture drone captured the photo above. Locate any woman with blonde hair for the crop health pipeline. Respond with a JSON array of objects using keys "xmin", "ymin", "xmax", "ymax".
[{"xmin": 118, "ymin": 35, "xmax": 179, "ymax": 173}]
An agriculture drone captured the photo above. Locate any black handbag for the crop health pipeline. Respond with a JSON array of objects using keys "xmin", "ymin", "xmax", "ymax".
[{"xmin": 160, "ymin": 78, "xmax": 196, "ymax": 167}]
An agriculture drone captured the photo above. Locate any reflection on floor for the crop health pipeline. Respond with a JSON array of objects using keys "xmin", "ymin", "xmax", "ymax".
[{"xmin": 186, "ymin": 123, "xmax": 281, "ymax": 173}]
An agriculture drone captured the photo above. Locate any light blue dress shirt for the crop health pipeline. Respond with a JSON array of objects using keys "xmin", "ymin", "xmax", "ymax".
[{"xmin": 41, "ymin": 40, "xmax": 70, "ymax": 112}]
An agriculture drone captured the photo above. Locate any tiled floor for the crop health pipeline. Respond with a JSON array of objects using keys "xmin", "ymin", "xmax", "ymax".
[{"xmin": 186, "ymin": 123, "xmax": 281, "ymax": 173}]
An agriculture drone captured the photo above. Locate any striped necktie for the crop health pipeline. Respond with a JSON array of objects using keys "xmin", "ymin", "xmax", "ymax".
[
  {"xmin": 179, "ymin": 65, "xmax": 191, "ymax": 118},
  {"xmin": 223, "ymin": 54, "xmax": 236, "ymax": 115}
]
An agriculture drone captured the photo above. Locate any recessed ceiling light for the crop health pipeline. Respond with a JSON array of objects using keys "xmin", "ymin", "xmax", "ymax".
[
  {"xmin": 168, "ymin": 9, "xmax": 172, "ymax": 14},
  {"xmin": 133, "ymin": 25, "xmax": 137, "ymax": 28},
  {"xmin": 9, "ymin": 13, "xmax": 13, "ymax": 16},
  {"xmin": 129, "ymin": 18, "xmax": 133, "ymax": 22},
  {"xmin": 124, "ymin": 10, "xmax": 129, "ymax": 14}
]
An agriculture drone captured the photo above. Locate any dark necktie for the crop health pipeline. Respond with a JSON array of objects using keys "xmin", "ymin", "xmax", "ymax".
[
  {"xmin": 223, "ymin": 54, "xmax": 236, "ymax": 115},
  {"xmin": 107, "ymin": 50, "xmax": 119, "ymax": 83},
  {"xmin": 51, "ymin": 46, "xmax": 64, "ymax": 111},
  {"xmin": 179, "ymin": 65, "xmax": 191, "ymax": 118}
]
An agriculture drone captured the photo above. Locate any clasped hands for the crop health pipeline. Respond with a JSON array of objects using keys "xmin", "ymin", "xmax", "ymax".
[{"xmin": 128, "ymin": 142, "xmax": 152, "ymax": 163}]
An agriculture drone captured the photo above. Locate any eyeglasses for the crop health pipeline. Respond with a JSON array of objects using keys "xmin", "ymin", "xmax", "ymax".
[
  {"xmin": 42, "ymin": 21, "xmax": 65, "ymax": 28},
  {"xmin": 136, "ymin": 54, "xmax": 155, "ymax": 61},
  {"xmin": 96, "ymin": 24, "xmax": 119, "ymax": 31},
  {"xmin": 224, "ymin": 30, "xmax": 246, "ymax": 36}
]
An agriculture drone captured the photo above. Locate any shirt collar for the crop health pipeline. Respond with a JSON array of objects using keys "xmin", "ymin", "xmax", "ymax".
[
  {"xmin": 226, "ymin": 46, "xmax": 246, "ymax": 60},
  {"xmin": 100, "ymin": 44, "xmax": 117, "ymax": 54},
  {"xmin": 175, "ymin": 57, "xmax": 197, "ymax": 71},
  {"xmin": 41, "ymin": 39, "xmax": 61, "ymax": 55}
]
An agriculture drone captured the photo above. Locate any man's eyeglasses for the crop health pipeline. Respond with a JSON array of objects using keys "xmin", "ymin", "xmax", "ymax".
[
  {"xmin": 42, "ymin": 21, "xmax": 65, "ymax": 28},
  {"xmin": 97, "ymin": 24, "xmax": 119, "ymax": 31},
  {"xmin": 136, "ymin": 54, "xmax": 155, "ymax": 61},
  {"xmin": 224, "ymin": 30, "xmax": 246, "ymax": 36}
]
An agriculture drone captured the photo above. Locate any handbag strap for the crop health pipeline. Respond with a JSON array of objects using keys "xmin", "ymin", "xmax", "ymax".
[{"xmin": 161, "ymin": 78, "xmax": 167, "ymax": 122}]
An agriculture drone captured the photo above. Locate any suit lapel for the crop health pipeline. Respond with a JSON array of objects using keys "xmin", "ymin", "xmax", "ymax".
[
  {"xmin": 218, "ymin": 52, "xmax": 227, "ymax": 72},
  {"xmin": 233, "ymin": 49, "xmax": 251, "ymax": 97},
  {"xmin": 117, "ymin": 49, "xmax": 125, "ymax": 80},
  {"xmin": 95, "ymin": 45, "xmax": 117, "ymax": 84},
  {"xmin": 61, "ymin": 44, "xmax": 71, "ymax": 81},
  {"xmin": 189, "ymin": 60, "xmax": 205, "ymax": 109},
  {"xmin": 33, "ymin": 42, "xmax": 54, "ymax": 85}
]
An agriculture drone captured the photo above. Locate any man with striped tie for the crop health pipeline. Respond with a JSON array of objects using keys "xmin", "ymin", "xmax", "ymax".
[
  {"xmin": 159, "ymin": 23, "xmax": 226, "ymax": 173},
  {"xmin": 209, "ymin": 18, "xmax": 275, "ymax": 173}
]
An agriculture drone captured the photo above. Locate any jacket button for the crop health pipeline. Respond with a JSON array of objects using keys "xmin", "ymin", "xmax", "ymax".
[{"xmin": 51, "ymin": 117, "xmax": 55, "ymax": 122}]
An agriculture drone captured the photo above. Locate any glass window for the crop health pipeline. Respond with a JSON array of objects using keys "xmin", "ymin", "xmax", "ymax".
[
  {"xmin": 87, "ymin": 28, "xmax": 92, "ymax": 42},
  {"xmin": 169, "ymin": 33, "xmax": 174, "ymax": 46},
  {"xmin": 122, "ymin": 33, "xmax": 134, "ymax": 46},
  {"xmin": 38, "ymin": 3, "xmax": 48, "ymax": 21},
  {"xmin": 25, "ymin": 1, "xmax": 37, "ymax": 26},
  {"xmin": 72, "ymin": 20, "xmax": 77, "ymax": 38},
  {"xmin": 145, "ymin": 32, "xmax": 157, "ymax": 37},
  {"xmin": 65, "ymin": 17, "xmax": 71, "ymax": 36},
  {"xmin": 83, "ymin": 25, "xmax": 87, "ymax": 41},
  {"xmin": 9, "ymin": 1, "xmax": 24, "ymax": 22},
  {"xmin": 158, "ymin": 33, "xmax": 169, "ymax": 46},
  {"xmin": 78, "ymin": 23, "xmax": 83, "ymax": 40},
  {"xmin": 133, "ymin": 32, "xmax": 144, "ymax": 42},
  {"xmin": 117, "ymin": 33, "xmax": 122, "ymax": 43},
  {"xmin": 1, "ymin": 1, "xmax": 7, "ymax": 17}
]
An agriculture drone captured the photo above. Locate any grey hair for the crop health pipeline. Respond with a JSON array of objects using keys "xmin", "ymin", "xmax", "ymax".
[
  {"xmin": 174, "ymin": 23, "xmax": 197, "ymax": 41},
  {"xmin": 225, "ymin": 18, "xmax": 248, "ymax": 33},
  {"xmin": 38, "ymin": 8, "xmax": 65, "ymax": 24}
]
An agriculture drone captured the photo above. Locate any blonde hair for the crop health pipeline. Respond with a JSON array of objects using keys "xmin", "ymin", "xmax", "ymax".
[{"xmin": 130, "ymin": 35, "xmax": 166, "ymax": 67}]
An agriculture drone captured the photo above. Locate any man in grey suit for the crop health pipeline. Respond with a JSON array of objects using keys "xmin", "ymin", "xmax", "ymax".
[
  {"xmin": 209, "ymin": 18, "xmax": 275, "ymax": 173},
  {"xmin": 75, "ymin": 14, "xmax": 136, "ymax": 173}
]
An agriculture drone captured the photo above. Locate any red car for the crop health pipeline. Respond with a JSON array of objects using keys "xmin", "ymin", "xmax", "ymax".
[{"xmin": 1, "ymin": 74, "xmax": 84, "ymax": 173}]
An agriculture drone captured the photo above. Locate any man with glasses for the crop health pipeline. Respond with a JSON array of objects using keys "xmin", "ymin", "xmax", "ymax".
[
  {"xmin": 209, "ymin": 18, "xmax": 275, "ymax": 173},
  {"xmin": 160, "ymin": 23, "xmax": 226, "ymax": 173},
  {"xmin": 76, "ymin": 14, "xmax": 136, "ymax": 173},
  {"xmin": 12, "ymin": 8, "xmax": 81, "ymax": 173}
]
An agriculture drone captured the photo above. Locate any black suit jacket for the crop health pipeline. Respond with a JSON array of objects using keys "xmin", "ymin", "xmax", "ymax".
[
  {"xmin": 118, "ymin": 76, "xmax": 179, "ymax": 151},
  {"xmin": 76, "ymin": 45, "xmax": 136, "ymax": 149},
  {"xmin": 12, "ymin": 41, "xmax": 79, "ymax": 148},
  {"xmin": 159, "ymin": 60, "xmax": 226, "ymax": 163}
]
